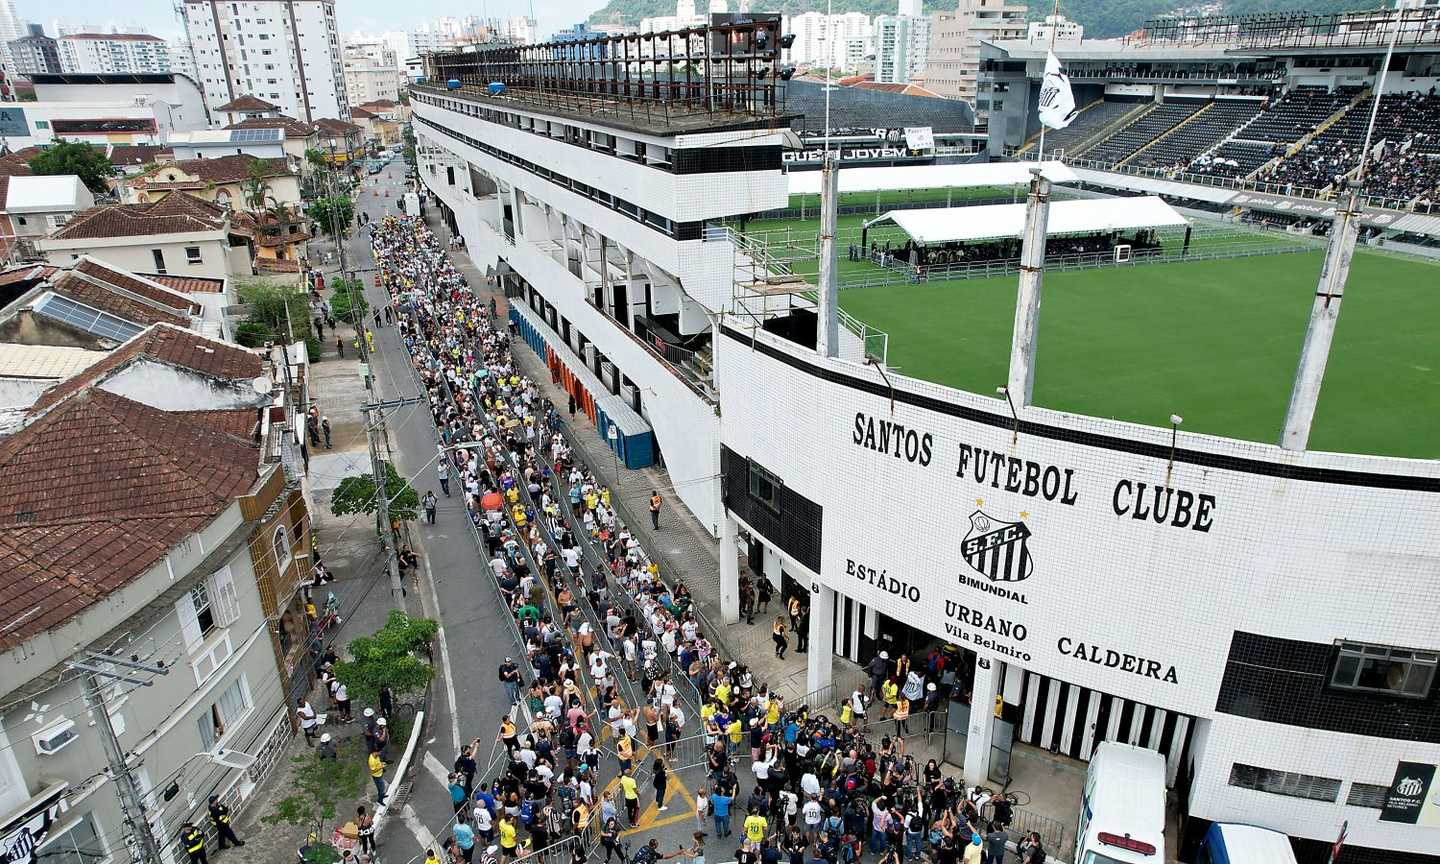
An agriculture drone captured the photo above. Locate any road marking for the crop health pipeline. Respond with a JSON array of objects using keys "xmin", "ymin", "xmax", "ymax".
[
  {"xmin": 401, "ymin": 803, "xmax": 436, "ymax": 855},
  {"xmin": 411, "ymin": 506, "xmax": 461, "ymax": 753},
  {"xmin": 423, "ymin": 751, "xmax": 452, "ymax": 789},
  {"xmin": 619, "ymin": 771, "xmax": 696, "ymax": 836}
]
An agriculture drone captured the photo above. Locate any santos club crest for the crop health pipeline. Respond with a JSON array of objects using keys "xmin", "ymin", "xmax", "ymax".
[{"xmin": 961, "ymin": 510, "xmax": 1034, "ymax": 582}]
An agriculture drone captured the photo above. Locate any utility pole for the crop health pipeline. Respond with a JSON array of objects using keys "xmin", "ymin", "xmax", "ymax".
[
  {"xmin": 362, "ymin": 397, "xmax": 427, "ymax": 608},
  {"xmin": 70, "ymin": 656, "xmax": 169, "ymax": 864}
]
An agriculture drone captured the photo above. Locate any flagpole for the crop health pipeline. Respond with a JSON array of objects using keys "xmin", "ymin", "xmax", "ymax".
[{"xmin": 1036, "ymin": 0, "xmax": 1063, "ymax": 165}]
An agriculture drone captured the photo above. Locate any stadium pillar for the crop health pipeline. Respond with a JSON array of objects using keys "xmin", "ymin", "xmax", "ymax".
[
  {"xmin": 1007, "ymin": 168, "xmax": 1052, "ymax": 407},
  {"xmin": 806, "ymin": 581, "xmax": 835, "ymax": 697},
  {"xmin": 963, "ymin": 656, "xmax": 1003, "ymax": 788},
  {"xmin": 816, "ymin": 150, "xmax": 841, "ymax": 359},
  {"xmin": 720, "ymin": 514, "xmax": 741, "ymax": 624},
  {"xmin": 1280, "ymin": 188, "xmax": 1360, "ymax": 451}
]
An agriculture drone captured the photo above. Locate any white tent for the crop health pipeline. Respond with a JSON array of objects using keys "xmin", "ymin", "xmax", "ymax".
[
  {"xmin": 864, "ymin": 196, "xmax": 1188, "ymax": 245},
  {"xmin": 787, "ymin": 161, "xmax": 1078, "ymax": 197}
]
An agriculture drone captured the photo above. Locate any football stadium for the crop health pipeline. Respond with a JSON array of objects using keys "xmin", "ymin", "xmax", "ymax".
[{"xmin": 414, "ymin": 8, "xmax": 1440, "ymax": 863}]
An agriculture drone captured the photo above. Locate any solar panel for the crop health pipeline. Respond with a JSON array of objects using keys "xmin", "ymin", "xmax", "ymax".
[
  {"xmin": 230, "ymin": 127, "xmax": 283, "ymax": 143},
  {"xmin": 34, "ymin": 293, "xmax": 144, "ymax": 342}
]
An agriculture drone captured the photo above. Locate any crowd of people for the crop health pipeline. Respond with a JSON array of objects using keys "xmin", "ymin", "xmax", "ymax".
[
  {"xmin": 368, "ymin": 212, "xmax": 1050, "ymax": 864},
  {"xmin": 849, "ymin": 230, "xmax": 1165, "ymax": 276}
]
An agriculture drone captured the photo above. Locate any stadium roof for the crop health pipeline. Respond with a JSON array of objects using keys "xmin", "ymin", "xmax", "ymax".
[
  {"xmin": 865, "ymin": 196, "xmax": 1187, "ymax": 244},
  {"xmin": 782, "ymin": 78, "xmax": 974, "ymax": 135},
  {"xmin": 1071, "ymin": 167, "xmax": 1237, "ymax": 204},
  {"xmin": 789, "ymin": 161, "xmax": 1078, "ymax": 196}
]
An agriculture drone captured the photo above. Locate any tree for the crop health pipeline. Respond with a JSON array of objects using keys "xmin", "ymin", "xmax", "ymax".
[
  {"xmin": 305, "ymin": 147, "xmax": 330, "ymax": 171},
  {"xmin": 238, "ymin": 280, "xmax": 312, "ymax": 342},
  {"xmin": 330, "ymin": 461, "xmax": 419, "ymax": 523},
  {"xmin": 262, "ymin": 741, "xmax": 367, "ymax": 864},
  {"xmin": 28, "ymin": 139, "xmax": 114, "ymax": 193},
  {"xmin": 328, "ymin": 278, "xmax": 369, "ymax": 324},
  {"xmin": 241, "ymin": 158, "xmax": 273, "ymax": 211},
  {"xmin": 333, "ymin": 610, "xmax": 438, "ymax": 705},
  {"xmin": 307, "ymin": 195, "xmax": 354, "ymax": 236}
]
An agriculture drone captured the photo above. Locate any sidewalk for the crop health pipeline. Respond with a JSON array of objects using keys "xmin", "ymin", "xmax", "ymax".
[{"xmin": 419, "ymin": 209, "xmax": 853, "ymax": 705}]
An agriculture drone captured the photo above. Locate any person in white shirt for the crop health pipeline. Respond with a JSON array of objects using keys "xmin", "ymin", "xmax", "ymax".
[{"xmin": 802, "ymin": 795, "xmax": 823, "ymax": 841}]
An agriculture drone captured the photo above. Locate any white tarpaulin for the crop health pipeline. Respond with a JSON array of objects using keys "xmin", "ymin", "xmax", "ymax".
[
  {"xmin": 865, "ymin": 196, "xmax": 1188, "ymax": 244},
  {"xmin": 787, "ymin": 161, "xmax": 1078, "ymax": 196}
]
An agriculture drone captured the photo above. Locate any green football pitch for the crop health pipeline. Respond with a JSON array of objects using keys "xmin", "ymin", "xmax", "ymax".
[{"xmin": 832, "ymin": 251, "xmax": 1440, "ymax": 459}]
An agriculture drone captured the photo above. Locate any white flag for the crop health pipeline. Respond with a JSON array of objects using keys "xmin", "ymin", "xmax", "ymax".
[{"xmin": 1037, "ymin": 51, "xmax": 1078, "ymax": 130}]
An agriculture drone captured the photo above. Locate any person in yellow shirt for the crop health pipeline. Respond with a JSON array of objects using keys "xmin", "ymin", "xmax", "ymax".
[
  {"xmin": 423, "ymin": 849, "xmax": 441, "ymax": 864},
  {"xmin": 616, "ymin": 732, "xmax": 635, "ymax": 771},
  {"xmin": 714, "ymin": 680, "xmax": 731, "ymax": 706},
  {"xmin": 743, "ymin": 812, "xmax": 768, "ymax": 851},
  {"xmin": 600, "ymin": 487, "xmax": 611, "ymax": 508},
  {"xmin": 765, "ymin": 697, "xmax": 782, "ymax": 727},
  {"xmin": 497, "ymin": 816, "xmax": 518, "ymax": 863},
  {"xmin": 512, "ymin": 504, "xmax": 527, "ymax": 527},
  {"xmin": 881, "ymin": 677, "xmax": 900, "ymax": 718},
  {"xmin": 367, "ymin": 752, "xmax": 387, "ymax": 804},
  {"xmin": 726, "ymin": 717, "xmax": 743, "ymax": 751},
  {"xmin": 619, "ymin": 769, "xmax": 640, "ymax": 825}
]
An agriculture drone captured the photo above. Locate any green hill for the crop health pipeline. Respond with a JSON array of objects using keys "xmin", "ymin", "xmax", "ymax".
[{"xmin": 589, "ymin": 0, "xmax": 1383, "ymax": 40}]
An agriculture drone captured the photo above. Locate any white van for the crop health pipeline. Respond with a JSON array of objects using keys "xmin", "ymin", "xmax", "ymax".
[
  {"xmin": 1074, "ymin": 742, "xmax": 1166, "ymax": 864},
  {"xmin": 1196, "ymin": 823, "xmax": 1298, "ymax": 864}
]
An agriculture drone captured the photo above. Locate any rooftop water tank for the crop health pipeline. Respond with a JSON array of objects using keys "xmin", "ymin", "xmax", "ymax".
[
  {"xmin": 487, "ymin": 81, "xmax": 506, "ymax": 96},
  {"xmin": 445, "ymin": 78, "xmax": 461, "ymax": 91}
]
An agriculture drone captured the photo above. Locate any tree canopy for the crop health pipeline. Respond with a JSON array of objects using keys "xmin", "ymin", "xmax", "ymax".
[
  {"xmin": 28, "ymin": 139, "xmax": 114, "ymax": 193},
  {"xmin": 333, "ymin": 610, "xmax": 438, "ymax": 705},
  {"xmin": 307, "ymin": 195, "xmax": 354, "ymax": 236},
  {"xmin": 330, "ymin": 460, "xmax": 419, "ymax": 523},
  {"xmin": 328, "ymin": 277, "xmax": 369, "ymax": 324}
]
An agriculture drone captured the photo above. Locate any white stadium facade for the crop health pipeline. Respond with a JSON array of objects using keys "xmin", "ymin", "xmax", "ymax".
[{"xmin": 413, "ymin": 9, "xmax": 1440, "ymax": 864}]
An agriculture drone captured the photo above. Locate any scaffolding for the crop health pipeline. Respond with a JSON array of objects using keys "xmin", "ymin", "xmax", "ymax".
[
  {"xmin": 1136, "ymin": 6, "xmax": 1440, "ymax": 51},
  {"xmin": 420, "ymin": 14, "xmax": 795, "ymax": 133}
]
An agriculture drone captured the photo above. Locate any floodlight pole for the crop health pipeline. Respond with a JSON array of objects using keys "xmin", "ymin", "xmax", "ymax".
[
  {"xmin": 1279, "ymin": 186, "xmax": 1359, "ymax": 451},
  {"xmin": 1006, "ymin": 167, "xmax": 1051, "ymax": 408},
  {"xmin": 816, "ymin": 150, "xmax": 841, "ymax": 359}
]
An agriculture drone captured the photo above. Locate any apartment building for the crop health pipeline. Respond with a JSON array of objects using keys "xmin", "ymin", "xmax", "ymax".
[
  {"xmin": 58, "ymin": 33, "xmax": 172, "ymax": 75},
  {"xmin": 873, "ymin": 14, "xmax": 931, "ymax": 84},
  {"xmin": 925, "ymin": 0, "xmax": 1028, "ymax": 107},
  {"xmin": 342, "ymin": 41, "xmax": 400, "ymax": 105},
  {"xmin": 182, "ymin": 0, "xmax": 348, "ymax": 124},
  {"xmin": 785, "ymin": 11, "xmax": 872, "ymax": 69},
  {"xmin": 9, "ymin": 25, "xmax": 59, "ymax": 76}
]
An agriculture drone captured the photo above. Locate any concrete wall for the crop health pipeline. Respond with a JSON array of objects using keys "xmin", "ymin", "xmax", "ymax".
[
  {"xmin": 41, "ymin": 235, "xmax": 241, "ymax": 281},
  {"xmin": 714, "ymin": 324, "xmax": 1440, "ymax": 855}
]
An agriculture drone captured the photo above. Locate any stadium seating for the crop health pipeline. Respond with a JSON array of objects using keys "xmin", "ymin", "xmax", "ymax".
[
  {"xmin": 1027, "ymin": 100, "xmax": 1143, "ymax": 157},
  {"xmin": 1130, "ymin": 101, "xmax": 1264, "ymax": 171},
  {"xmin": 1187, "ymin": 141, "xmax": 1278, "ymax": 179},
  {"xmin": 1080, "ymin": 101, "xmax": 1205, "ymax": 166},
  {"xmin": 1237, "ymin": 86, "xmax": 1359, "ymax": 144}
]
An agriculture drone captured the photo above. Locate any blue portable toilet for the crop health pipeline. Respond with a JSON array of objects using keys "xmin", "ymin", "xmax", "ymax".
[
  {"xmin": 487, "ymin": 81, "xmax": 507, "ymax": 95},
  {"xmin": 446, "ymin": 78, "xmax": 461, "ymax": 90}
]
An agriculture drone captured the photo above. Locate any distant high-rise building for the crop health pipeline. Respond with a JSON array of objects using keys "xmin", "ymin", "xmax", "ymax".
[
  {"xmin": 9, "ymin": 24, "xmax": 60, "ymax": 76},
  {"xmin": 182, "ymin": 0, "xmax": 349, "ymax": 124},
  {"xmin": 0, "ymin": 0, "xmax": 26, "ymax": 73},
  {"xmin": 343, "ymin": 41, "xmax": 400, "ymax": 104},
  {"xmin": 898, "ymin": 0, "xmax": 924, "ymax": 17},
  {"xmin": 169, "ymin": 37, "xmax": 199, "ymax": 82},
  {"xmin": 58, "ymin": 33, "xmax": 172, "ymax": 74},
  {"xmin": 785, "ymin": 11, "xmax": 872, "ymax": 69},
  {"xmin": 1026, "ymin": 13, "xmax": 1082, "ymax": 43},
  {"xmin": 873, "ymin": 14, "xmax": 930, "ymax": 84},
  {"xmin": 926, "ymin": 0, "xmax": 1027, "ymax": 108}
]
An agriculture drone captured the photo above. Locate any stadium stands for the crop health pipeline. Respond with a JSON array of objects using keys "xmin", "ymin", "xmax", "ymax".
[
  {"xmin": 1027, "ymin": 100, "xmax": 1142, "ymax": 156},
  {"xmin": 1130, "ymin": 100, "xmax": 1264, "ymax": 171},
  {"xmin": 1081, "ymin": 101, "xmax": 1205, "ymax": 165},
  {"xmin": 1238, "ymin": 85, "xmax": 1360, "ymax": 143},
  {"xmin": 1187, "ymin": 141, "xmax": 1278, "ymax": 179}
]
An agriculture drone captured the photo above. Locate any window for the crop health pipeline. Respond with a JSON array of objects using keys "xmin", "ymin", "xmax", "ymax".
[
  {"xmin": 1346, "ymin": 782, "xmax": 1390, "ymax": 809},
  {"xmin": 1331, "ymin": 641, "xmax": 1436, "ymax": 698},
  {"xmin": 175, "ymin": 567, "xmax": 241, "ymax": 653},
  {"xmin": 184, "ymin": 246, "xmax": 203, "ymax": 265},
  {"xmin": 36, "ymin": 811, "xmax": 107, "ymax": 864},
  {"xmin": 748, "ymin": 462, "xmax": 782, "ymax": 514},
  {"xmin": 273, "ymin": 524, "xmax": 292, "ymax": 570},
  {"xmin": 34, "ymin": 120, "xmax": 48, "ymax": 129},
  {"xmin": 151, "ymin": 249, "xmax": 166, "ymax": 273},
  {"xmin": 197, "ymin": 675, "xmax": 252, "ymax": 752},
  {"xmin": 1228, "ymin": 764, "xmax": 1341, "ymax": 802}
]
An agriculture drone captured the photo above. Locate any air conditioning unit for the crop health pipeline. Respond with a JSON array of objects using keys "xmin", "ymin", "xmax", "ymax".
[{"xmin": 33, "ymin": 718, "xmax": 78, "ymax": 756}]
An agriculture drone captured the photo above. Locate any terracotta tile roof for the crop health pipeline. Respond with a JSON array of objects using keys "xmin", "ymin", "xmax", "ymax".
[
  {"xmin": 46, "ymin": 270, "xmax": 190, "ymax": 329},
  {"xmin": 0, "ymin": 390, "xmax": 262, "ymax": 649},
  {"xmin": 48, "ymin": 192, "xmax": 227, "ymax": 241},
  {"xmin": 140, "ymin": 273, "xmax": 226, "ymax": 294},
  {"xmin": 217, "ymin": 94, "xmax": 277, "ymax": 113},
  {"xmin": 351, "ymin": 107, "xmax": 378, "ymax": 120},
  {"xmin": 254, "ymin": 257, "xmax": 301, "ymax": 273},
  {"xmin": 31, "ymin": 322, "xmax": 263, "ymax": 413},
  {"xmin": 132, "ymin": 154, "xmax": 292, "ymax": 189},
  {"xmin": 313, "ymin": 118, "xmax": 362, "ymax": 136},
  {"xmin": 0, "ymin": 147, "xmax": 39, "ymax": 178},
  {"xmin": 0, "ymin": 263, "xmax": 59, "ymax": 289},
  {"xmin": 108, "ymin": 144, "xmax": 171, "ymax": 167},
  {"xmin": 362, "ymin": 99, "xmax": 399, "ymax": 108},
  {"xmin": 225, "ymin": 115, "xmax": 315, "ymax": 139},
  {"xmin": 71, "ymin": 256, "xmax": 201, "ymax": 313}
]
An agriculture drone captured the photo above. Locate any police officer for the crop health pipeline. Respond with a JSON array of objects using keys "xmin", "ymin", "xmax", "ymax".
[
  {"xmin": 209, "ymin": 794, "xmax": 245, "ymax": 849},
  {"xmin": 180, "ymin": 822, "xmax": 208, "ymax": 864}
]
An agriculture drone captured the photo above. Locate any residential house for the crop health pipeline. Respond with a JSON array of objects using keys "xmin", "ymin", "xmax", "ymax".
[
  {"xmin": 349, "ymin": 107, "xmax": 401, "ymax": 148},
  {"xmin": 37, "ymin": 192, "xmax": 252, "ymax": 280},
  {"xmin": 355, "ymin": 98, "xmax": 410, "ymax": 123},
  {"xmin": 0, "ymin": 322, "xmax": 313, "ymax": 864},
  {"xmin": 107, "ymin": 144, "xmax": 174, "ymax": 176},
  {"xmin": 125, "ymin": 155, "xmax": 301, "ymax": 212},
  {"xmin": 311, "ymin": 118, "xmax": 365, "ymax": 165},
  {"xmin": 167, "ymin": 129, "xmax": 290, "ymax": 164},
  {"xmin": 0, "ymin": 175, "xmax": 94, "ymax": 263},
  {"xmin": 213, "ymin": 94, "xmax": 281, "ymax": 127},
  {"xmin": 223, "ymin": 116, "xmax": 319, "ymax": 186},
  {"xmin": 0, "ymin": 256, "xmax": 209, "ymax": 349}
]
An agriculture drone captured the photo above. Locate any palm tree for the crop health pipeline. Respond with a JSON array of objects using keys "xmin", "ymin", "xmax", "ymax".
[{"xmin": 241, "ymin": 159, "xmax": 272, "ymax": 212}]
